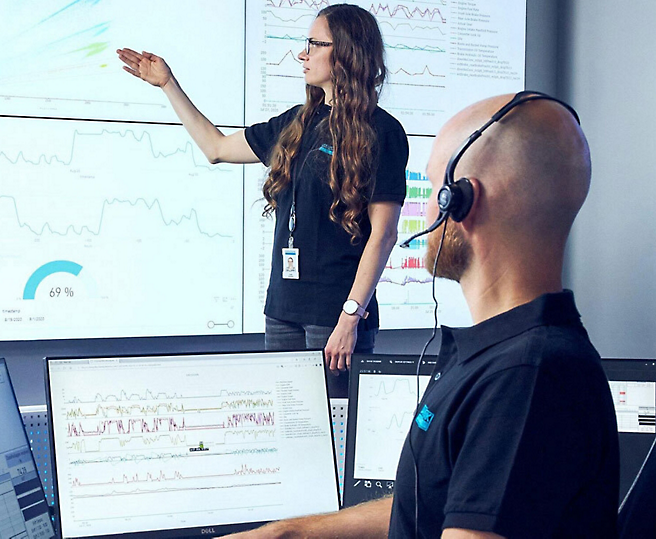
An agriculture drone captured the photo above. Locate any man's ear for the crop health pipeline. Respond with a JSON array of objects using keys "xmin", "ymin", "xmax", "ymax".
[{"xmin": 460, "ymin": 177, "xmax": 481, "ymax": 232}]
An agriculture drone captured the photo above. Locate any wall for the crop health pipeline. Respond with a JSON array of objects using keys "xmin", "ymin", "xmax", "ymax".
[{"xmin": 558, "ymin": 0, "xmax": 656, "ymax": 358}]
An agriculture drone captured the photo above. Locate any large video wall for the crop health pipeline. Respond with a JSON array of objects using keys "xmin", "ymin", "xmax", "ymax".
[{"xmin": 0, "ymin": 0, "xmax": 526, "ymax": 340}]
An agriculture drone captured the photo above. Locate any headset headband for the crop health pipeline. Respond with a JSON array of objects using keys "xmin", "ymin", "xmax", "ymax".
[
  {"xmin": 444, "ymin": 91, "xmax": 580, "ymax": 187},
  {"xmin": 400, "ymin": 91, "xmax": 580, "ymax": 248}
]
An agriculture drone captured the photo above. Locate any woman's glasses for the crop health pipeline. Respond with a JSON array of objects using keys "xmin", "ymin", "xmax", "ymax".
[{"xmin": 305, "ymin": 37, "xmax": 332, "ymax": 55}]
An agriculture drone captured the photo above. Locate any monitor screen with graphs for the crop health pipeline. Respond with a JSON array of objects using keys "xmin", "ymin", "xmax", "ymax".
[
  {"xmin": 342, "ymin": 353, "xmax": 437, "ymax": 507},
  {"xmin": 0, "ymin": 1, "xmax": 525, "ymax": 340},
  {"xmin": 0, "ymin": 359, "xmax": 56, "ymax": 539},
  {"xmin": 45, "ymin": 350, "xmax": 339, "ymax": 539},
  {"xmin": 601, "ymin": 358, "xmax": 656, "ymax": 502}
]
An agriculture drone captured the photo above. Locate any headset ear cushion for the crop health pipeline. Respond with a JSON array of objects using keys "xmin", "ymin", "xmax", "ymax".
[{"xmin": 449, "ymin": 178, "xmax": 474, "ymax": 222}]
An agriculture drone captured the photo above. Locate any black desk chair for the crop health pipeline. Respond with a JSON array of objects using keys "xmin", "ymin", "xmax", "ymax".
[{"xmin": 618, "ymin": 436, "xmax": 656, "ymax": 538}]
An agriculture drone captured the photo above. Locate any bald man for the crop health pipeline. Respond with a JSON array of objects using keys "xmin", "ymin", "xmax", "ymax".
[{"xmin": 228, "ymin": 94, "xmax": 619, "ymax": 538}]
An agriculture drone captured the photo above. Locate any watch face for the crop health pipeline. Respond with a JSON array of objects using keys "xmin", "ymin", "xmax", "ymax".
[{"xmin": 344, "ymin": 299, "xmax": 358, "ymax": 315}]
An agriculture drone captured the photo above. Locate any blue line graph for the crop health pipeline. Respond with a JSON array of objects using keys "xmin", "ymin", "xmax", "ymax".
[
  {"xmin": 266, "ymin": 34, "xmax": 446, "ymax": 53},
  {"xmin": 386, "ymin": 43, "xmax": 446, "ymax": 53},
  {"xmin": 0, "ymin": 128, "xmax": 218, "ymax": 171},
  {"xmin": 385, "ymin": 411, "xmax": 414, "ymax": 430},
  {"xmin": 371, "ymin": 378, "xmax": 417, "ymax": 397},
  {"xmin": 263, "ymin": 9, "xmax": 446, "ymax": 34},
  {"xmin": 39, "ymin": 0, "xmax": 104, "ymax": 25},
  {"xmin": 0, "ymin": 125, "xmax": 235, "ymax": 238},
  {"xmin": 0, "ymin": 195, "xmax": 233, "ymax": 239}
]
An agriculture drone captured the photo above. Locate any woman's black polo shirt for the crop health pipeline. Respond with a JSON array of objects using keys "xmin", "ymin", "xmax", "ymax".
[
  {"xmin": 245, "ymin": 104, "xmax": 408, "ymax": 329},
  {"xmin": 389, "ymin": 291, "xmax": 619, "ymax": 538}
]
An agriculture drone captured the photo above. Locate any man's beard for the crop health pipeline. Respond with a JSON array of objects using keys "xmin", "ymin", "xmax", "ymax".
[{"xmin": 425, "ymin": 220, "xmax": 472, "ymax": 282}]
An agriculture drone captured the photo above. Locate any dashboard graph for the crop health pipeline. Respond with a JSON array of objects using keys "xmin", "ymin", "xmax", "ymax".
[
  {"xmin": 354, "ymin": 374, "xmax": 431, "ymax": 480},
  {"xmin": 0, "ymin": 0, "xmax": 245, "ymax": 124},
  {"xmin": 245, "ymin": 0, "xmax": 525, "ymax": 134},
  {"xmin": 47, "ymin": 352, "xmax": 339, "ymax": 538},
  {"xmin": 0, "ymin": 117, "xmax": 244, "ymax": 339}
]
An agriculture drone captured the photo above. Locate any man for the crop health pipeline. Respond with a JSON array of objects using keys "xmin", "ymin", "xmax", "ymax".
[{"xmin": 229, "ymin": 93, "xmax": 620, "ymax": 538}]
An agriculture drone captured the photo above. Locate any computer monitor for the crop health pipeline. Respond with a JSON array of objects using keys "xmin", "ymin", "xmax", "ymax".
[
  {"xmin": 341, "ymin": 356, "xmax": 655, "ymax": 508},
  {"xmin": 342, "ymin": 354, "xmax": 437, "ymax": 507},
  {"xmin": 602, "ymin": 358, "xmax": 656, "ymax": 501},
  {"xmin": 45, "ymin": 350, "xmax": 339, "ymax": 539},
  {"xmin": 0, "ymin": 358, "xmax": 56, "ymax": 539}
]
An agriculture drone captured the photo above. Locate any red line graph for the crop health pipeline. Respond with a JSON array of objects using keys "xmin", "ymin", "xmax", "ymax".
[
  {"xmin": 385, "ymin": 256, "xmax": 425, "ymax": 270},
  {"xmin": 66, "ymin": 388, "xmax": 272, "ymax": 404},
  {"xmin": 66, "ymin": 428, "xmax": 278, "ymax": 452},
  {"xmin": 71, "ymin": 465, "xmax": 281, "ymax": 488},
  {"xmin": 265, "ymin": 0, "xmax": 447, "ymax": 24},
  {"xmin": 67, "ymin": 412, "xmax": 276, "ymax": 436},
  {"xmin": 369, "ymin": 3, "xmax": 447, "ymax": 23},
  {"xmin": 65, "ymin": 398, "xmax": 274, "ymax": 419},
  {"xmin": 266, "ymin": 0, "xmax": 329, "ymax": 9}
]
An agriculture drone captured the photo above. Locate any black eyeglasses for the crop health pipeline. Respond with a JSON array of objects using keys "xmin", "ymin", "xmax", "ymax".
[{"xmin": 305, "ymin": 37, "xmax": 332, "ymax": 55}]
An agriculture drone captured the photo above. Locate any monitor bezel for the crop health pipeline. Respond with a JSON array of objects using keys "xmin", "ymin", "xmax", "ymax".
[
  {"xmin": 44, "ymin": 348, "xmax": 339, "ymax": 539},
  {"xmin": 601, "ymin": 358, "xmax": 656, "ymax": 382},
  {"xmin": 342, "ymin": 353, "xmax": 438, "ymax": 508},
  {"xmin": 0, "ymin": 358, "xmax": 56, "ymax": 539}
]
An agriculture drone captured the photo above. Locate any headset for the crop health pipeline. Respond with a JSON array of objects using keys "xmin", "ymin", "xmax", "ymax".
[{"xmin": 400, "ymin": 90, "xmax": 581, "ymax": 249}]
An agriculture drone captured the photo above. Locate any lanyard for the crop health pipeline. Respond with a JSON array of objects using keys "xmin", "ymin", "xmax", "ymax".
[
  {"xmin": 288, "ymin": 199, "xmax": 296, "ymax": 248},
  {"xmin": 288, "ymin": 157, "xmax": 301, "ymax": 249},
  {"xmin": 287, "ymin": 146, "xmax": 315, "ymax": 249},
  {"xmin": 286, "ymin": 136, "xmax": 333, "ymax": 249}
]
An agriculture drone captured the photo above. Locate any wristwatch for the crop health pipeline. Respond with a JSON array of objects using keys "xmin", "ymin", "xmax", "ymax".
[{"xmin": 342, "ymin": 299, "xmax": 369, "ymax": 319}]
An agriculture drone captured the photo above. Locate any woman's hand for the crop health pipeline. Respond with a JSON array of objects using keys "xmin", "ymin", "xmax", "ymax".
[
  {"xmin": 116, "ymin": 48, "xmax": 172, "ymax": 88},
  {"xmin": 324, "ymin": 312, "xmax": 359, "ymax": 374}
]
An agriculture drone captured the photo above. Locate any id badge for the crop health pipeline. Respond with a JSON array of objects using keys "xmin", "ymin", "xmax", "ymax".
[{"xmin": 282, "ymin": 248, "xmax": 300, "ymax": 280}]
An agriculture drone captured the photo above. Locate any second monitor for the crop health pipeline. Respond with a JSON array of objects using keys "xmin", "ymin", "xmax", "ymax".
[
  {"xmin": 46, "ymin": 350, "xmax": 339, "ymax": 539},
  {"xmin": 343, "ymin": 354, "xmax": 437, "ymax": 508}
]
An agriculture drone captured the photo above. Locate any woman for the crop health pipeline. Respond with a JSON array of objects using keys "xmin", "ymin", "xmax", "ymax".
[{"xmin": 117, "ymin": 4, "xmax": 408, "ymax": 395}]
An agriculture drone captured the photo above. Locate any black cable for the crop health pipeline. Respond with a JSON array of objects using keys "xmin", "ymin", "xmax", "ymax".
[{"xmin": 407, "ymin": 217, "xmax": 447, "ymax": 539}]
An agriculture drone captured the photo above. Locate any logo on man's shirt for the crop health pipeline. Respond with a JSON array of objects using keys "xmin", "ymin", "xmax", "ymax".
[
  {"xmin": 415, "ymin": 404, "xmax": 435, "ymax": 432},
  {"xmin": 319, "ymin": 144, "xmax": 333, "ymax": 155}
]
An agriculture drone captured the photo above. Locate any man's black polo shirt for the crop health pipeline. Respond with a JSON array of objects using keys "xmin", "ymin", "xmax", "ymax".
[{"xmin": 389, "ymin": 291, "xmax": 619, "ymax": 538}]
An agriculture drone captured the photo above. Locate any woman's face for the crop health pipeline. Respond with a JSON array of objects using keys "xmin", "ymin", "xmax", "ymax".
[{"xmin": 298, "ymin": 16, "xmax": 333, "ymax": 99}]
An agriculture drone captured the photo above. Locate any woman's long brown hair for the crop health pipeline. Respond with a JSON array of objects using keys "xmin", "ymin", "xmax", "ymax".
[{"xmin": 262, "ymin": 4, "xmax": 387, "ymax": 242}]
